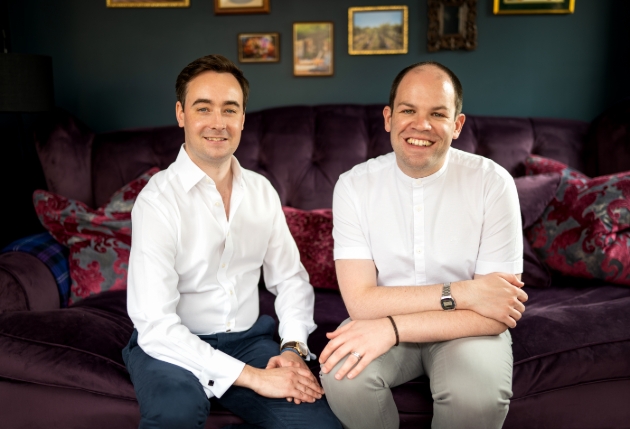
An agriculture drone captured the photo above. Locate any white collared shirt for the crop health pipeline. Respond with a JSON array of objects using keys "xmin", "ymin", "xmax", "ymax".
[
  {"xmin": 333, "ymin": 149, "xmax": 523, "ymax": 285},
  {"xmin": 127, "ymin": 146, "xmax": 316, "ymax": 398}
]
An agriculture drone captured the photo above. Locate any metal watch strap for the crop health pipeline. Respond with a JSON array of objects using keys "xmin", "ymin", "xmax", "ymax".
[{"xmin": 443, "ymin": 282, "xmax": 451, "ymax": 297}]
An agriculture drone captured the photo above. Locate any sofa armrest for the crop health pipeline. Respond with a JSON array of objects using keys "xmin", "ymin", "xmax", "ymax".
[{"xmin": 0, "ymin": 252, "xmax": 60, "ymax": 312}]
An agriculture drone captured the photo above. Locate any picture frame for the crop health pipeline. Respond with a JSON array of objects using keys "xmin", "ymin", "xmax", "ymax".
[
  {"xmin": 214, "ymin": 0, "xmax": 270, "ymax": 15},
  {"xmin": 427, "ymin": 0, "xmax": 477, "ymax": 52},
  {"xmin": 237, "ymin": 33, "xmax": 280, "ymax": 63},
  {"xmin": 493, "ymin": 0, "xmax": 575, "ymax": 14},
  {"xmin": 106, "ymin": 0, "xmax": 189, "ymax": 7},
  {"xmin": 293, "ymin": 22, "xmax": 334, "ymax": 77},
  {"xmin": 348, "ymin": 6, "xmax": 408, "ymax": 55}
]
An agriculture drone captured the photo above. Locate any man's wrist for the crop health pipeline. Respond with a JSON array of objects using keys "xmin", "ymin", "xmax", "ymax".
[
  {"xmin": 280, "ymin": 348, "xmax": 304, "ymax": 360},
  {"xmin": 450, "ymin": 280, "xmax": 470, "ymax": 310},
  {"xmin": 234, "ymin": 364, "xmax": 258, "ymax": 389}
]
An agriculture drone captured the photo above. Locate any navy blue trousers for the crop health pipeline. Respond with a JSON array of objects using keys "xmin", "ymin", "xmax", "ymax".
[{"xmin": 123, "ymin": 315, "xmax": 341, "ymax": 429}]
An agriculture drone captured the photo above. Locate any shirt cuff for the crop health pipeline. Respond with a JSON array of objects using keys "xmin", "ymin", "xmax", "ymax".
[
  {"xmin": 279, "ymin": 322, "xmax": 314, "ymax": 360},
  {"xmin": 475, "ymin": 259, "xmax": 524, "ymax": 276},
  {"xmin": 199, "ymin": 349, "xmax": 246, "ymax": 398},
  {"xmin": 334, "ymin": 246, "xmax": 373, "ymax": 260}
]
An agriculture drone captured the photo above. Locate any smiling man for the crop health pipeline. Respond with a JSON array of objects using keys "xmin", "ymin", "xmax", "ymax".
[
  {"xmin": 319, "ymin": 62, "xmax": 527, "ymax": 428},
  {"xmin": 123, "ymin": 55, "xmax": 341, "ymax": 429}
]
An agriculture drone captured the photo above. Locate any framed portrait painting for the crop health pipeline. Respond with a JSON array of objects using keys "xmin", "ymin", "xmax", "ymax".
[
  {"xmin": 293, "ymin": 22, "xmax": 334, "ymax": 77},
  {"xmin": 238, "ymin": 33, "xmax": 280, "ymax": 63},
  {"xmin": 106, "ymin": 0, "xmax": 189, "ymax": 7},
  {"xmin": 493, "ymin": 0, "xmax": 575, "ymax": 14},
  {"xmin": 214, "ymin": 0, "xmax": 270, "ymax": 15},
  {"xmin": 348, "ymin": 6, "xmax": 408, "ymax": 55}
]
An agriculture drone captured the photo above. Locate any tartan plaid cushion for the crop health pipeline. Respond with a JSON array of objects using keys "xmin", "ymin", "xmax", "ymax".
[{"xmin": 2, "ymin": 232, "xmax": 71, "ymax": 307}]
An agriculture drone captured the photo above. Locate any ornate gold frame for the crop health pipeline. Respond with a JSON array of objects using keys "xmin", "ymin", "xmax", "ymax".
[
  {"xmin": 106, "ymin": 0, "xmax": 189, "ymax": 7},
  {"xmin": 237, "ymin": 33, "xmax": 280, "ymax": 63},
  {"xmin": 493, "ymin": 0, "xmax": 575, "ymax": 15},
  {"xmin": 427, "ymin": 0, "xmax": 477, "ymax": 52},
  {"xmin": 348, "ymin": 6, "xmax": 408, "ymax": 55},
  {"xmin": 214, "ymin": 0, "xmax": 270, "ymax": 15}
]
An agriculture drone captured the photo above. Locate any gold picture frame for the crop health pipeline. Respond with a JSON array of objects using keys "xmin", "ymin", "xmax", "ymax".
[
  {"xmin": 348, "ymin": 5, "xmax": 408, "ymax": 55},
  {"xmin": 106, "ymin": 0, "xmax": 189, "ymax": 7},
  {"xmin": 214, "ymin": 0, "xmax": 270, "ymax": 15},
  {"xmin": 493, "ymin": 0, "xmax": 575, "ymax": 14},
  {"xmin": 293, "ymin": 22, "xmax": 334, "ymax": 77},
  {"xmin": 237, "ymin": 33, "xmax": 280, "ymax": 63}
]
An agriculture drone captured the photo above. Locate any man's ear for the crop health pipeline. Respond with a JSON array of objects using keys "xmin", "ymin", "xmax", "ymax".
[
  {"xmin": 176, "ymin": 101, "xmax": 185, "ymax": 128},
  {"xmin": 241, "ymin": 112, "xmax": 245, "ymax": 131},
  {"xmin": 383, "ymin": 105, "xmax": 392, "ymax": 133},
  {"xmin": 452, "ymin": 113, "xmax": 466, "ymax": 140}
]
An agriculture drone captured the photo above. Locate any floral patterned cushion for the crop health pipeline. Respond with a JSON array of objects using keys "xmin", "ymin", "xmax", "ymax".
[
  {"xmin": 525, "ymin": 155, "xmax": 630, "ymax": 286},
  {"xmin": 33, "ymin": 168, "xmax": 159, "ymax": 304},
  {"xmin": 283, "ymin": 207, "xmax": 338, "ymax": 290}
]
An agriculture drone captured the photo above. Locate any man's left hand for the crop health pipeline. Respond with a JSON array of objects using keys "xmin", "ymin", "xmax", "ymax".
[
  {"xmin": 266, "ymin": 351, "xmax": 319, "ymax": 404},
  {"xmin": 319, "ymin": 318, "xmax": 396, "ymax": 381}
]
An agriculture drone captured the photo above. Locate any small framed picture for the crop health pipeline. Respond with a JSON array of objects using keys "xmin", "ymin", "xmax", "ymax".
[
  {"xmin": 214, "ymin": 0, "xmax": 270, "ymax": 15},
  {"xmin": 348, "ymin": 6, "xmax": 408, "ymax": 55},
  {"xmin": 293, "ymin": 22, "xmax": 334, "ymax": 77},
  {"xmin": 493, "ymin": 0, "xmax": 575, "ymax": 14},
  {"xmin": 237, "ymin": 33, "xmax": 280, "ymax": 63},
  {"xmin": 106, "ymin": 0, "xmax": 189, "ymax": 7}
]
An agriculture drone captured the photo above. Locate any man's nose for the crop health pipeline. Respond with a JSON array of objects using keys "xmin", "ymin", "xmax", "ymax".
[
  {"xmin": 208, "ymin": 110, "xmax": 226, "ymax": 130},
  {"xmin": 411, "ymin": 114, "xmax": 431, "ymax": 130}
]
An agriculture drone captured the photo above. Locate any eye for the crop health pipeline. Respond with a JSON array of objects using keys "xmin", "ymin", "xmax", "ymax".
[
  {"xmin": 225, "ymin": 108, "xmax": 237, "ymax": 114},
  {"xmin": 197, "ymin": 107, "xmax": 209, "ymax": 113},
  {"xmin": 400, "ymin": 109, "xmax": 414, "ymax": 114},
  {"xmin": 432, "ymin": 112, "xmax": 446, "ymax": 118}
]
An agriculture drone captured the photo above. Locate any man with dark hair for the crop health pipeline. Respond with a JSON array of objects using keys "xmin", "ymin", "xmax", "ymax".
[
  {"xmin": 123, "ymin": 54, "xmax": 341, "ymax": 429},
  {"xmin": 320, "ymin": 62, "xmax": 527, "ymax": 428}
]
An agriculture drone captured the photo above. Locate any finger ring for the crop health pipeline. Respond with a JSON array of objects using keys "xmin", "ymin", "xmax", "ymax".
[{"xmin": 350, "ymin": 351, "xmax": 362, "ymax": 360}]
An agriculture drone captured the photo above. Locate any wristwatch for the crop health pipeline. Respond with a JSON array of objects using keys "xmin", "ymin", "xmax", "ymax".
[
  {"xmin": 280, "ymin": 341, "xmax": 308, "ymax": 359},
  {"xmin": 440, "ymin": 282, "xmax": 456, "ymax": 311}
]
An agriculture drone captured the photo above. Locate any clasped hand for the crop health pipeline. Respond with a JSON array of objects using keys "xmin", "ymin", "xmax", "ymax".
[
  {"xmin": 262, "ymin": 351, "xmax": 323, "ymax": 404},
  {"xmin": 465, "ymin": 273, "xmax": 527, "ymax": 328}
]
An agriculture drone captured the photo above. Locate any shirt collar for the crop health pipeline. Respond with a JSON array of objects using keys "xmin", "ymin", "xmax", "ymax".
[
  {"xmin": 395, "ymin": 147, "xmax": 451, "ymax": 187},
  {"xmin": 173, "ymin": 144, "xmax": 246, "ymax": 193}
]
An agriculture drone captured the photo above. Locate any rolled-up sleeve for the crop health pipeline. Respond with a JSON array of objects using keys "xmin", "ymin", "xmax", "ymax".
[{"xmin": 127, "ymin": 195, "xmax": 245, "ymax": 398}]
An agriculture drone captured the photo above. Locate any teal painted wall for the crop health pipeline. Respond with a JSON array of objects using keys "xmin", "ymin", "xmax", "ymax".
[{"xmin": 9, "ymin": 0, "xmax": 616, "ymax": 132}]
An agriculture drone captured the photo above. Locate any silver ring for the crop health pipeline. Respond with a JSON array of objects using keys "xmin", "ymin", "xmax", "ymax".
[{"xmin": 350, "ymin": 351, "xmax": 362, "ymax": 360}]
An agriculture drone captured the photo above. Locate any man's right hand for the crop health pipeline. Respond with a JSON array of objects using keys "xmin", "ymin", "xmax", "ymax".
[
  {"xmin": 233, "ymin": 365, "xmax": 324, "ymax": 403},
  {"xmin": 455, "ymin": 273, "xmax": 527, "ymax": 328}
]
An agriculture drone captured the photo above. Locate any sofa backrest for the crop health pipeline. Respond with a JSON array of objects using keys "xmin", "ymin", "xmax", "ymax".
[{"xmin": 37, "ymin": 104, "xmax": 590, "ymax": 210}]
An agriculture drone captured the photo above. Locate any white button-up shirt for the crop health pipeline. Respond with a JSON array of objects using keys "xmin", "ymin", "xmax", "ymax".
[
  {"xmin": 333, "ymin": 149, "xmax": 523, "ymax": 285},
  {"xmin": 127, "ymin": 146, "xmax": 316, "ymax": 398}
]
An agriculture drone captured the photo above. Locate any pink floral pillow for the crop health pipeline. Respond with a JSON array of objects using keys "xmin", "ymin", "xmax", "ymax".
[
  {"xmin": 34, "ymin": 168, "xmax": 159, "ymax": 304},
  {"xmin": 283, "ymin": 207, "xmax": 338, "ymax": 290},
  {"xmin": 525, "ymin": 155, "xmax": 630, "ymax": 286}
]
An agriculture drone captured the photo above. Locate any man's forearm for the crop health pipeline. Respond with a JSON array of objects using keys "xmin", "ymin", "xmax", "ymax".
[{"xmin": 394, "ymin": 310, "xmax": 507, "ymax": 343}]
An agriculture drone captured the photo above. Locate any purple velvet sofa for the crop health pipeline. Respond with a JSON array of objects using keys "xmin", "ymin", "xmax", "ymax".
[{"xmin": 1, "ymin": 104, "xmax": 629, "ymax": 429}]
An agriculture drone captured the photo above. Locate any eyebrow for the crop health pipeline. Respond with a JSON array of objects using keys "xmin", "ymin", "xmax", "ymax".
[
  {"xmin": 191, "ymin": 98, "xmax": 241, "ymax": 108},
  {"xmin": 396, "ymin": 101, "xmax": 450, "ymax": 112}
]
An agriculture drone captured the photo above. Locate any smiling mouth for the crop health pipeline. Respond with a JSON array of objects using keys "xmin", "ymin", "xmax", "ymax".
[
  {"xmin": 406, "ymin": 138, "xmax": 434, "ymax": 147},
  {"xmin": 204, "ymin": 137, "xmax": 227, "ymax": 142}
]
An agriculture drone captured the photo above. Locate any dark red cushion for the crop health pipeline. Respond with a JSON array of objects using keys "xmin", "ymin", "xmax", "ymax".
[
  {"xmin": 283, "ymin": 207, "xmax": 337, "ymax": 290},
  {"xmin": 33, "ymin": 168, "xmax": 159, "ymax": 304},
  {"xmin": 525, "ymin": 155, "xmax": 630, "ymax": 286}
]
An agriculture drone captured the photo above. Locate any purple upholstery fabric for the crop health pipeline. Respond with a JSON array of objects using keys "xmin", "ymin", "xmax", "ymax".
[
  {"xmin": 0, "ymin": 252, "xmax": 59, "ymax": 311},
  {"xmin": 3, "ymin": 105, "xmax": 628, "ymax": 428},
  {"xmin": 514, "ymin": 174, "xmax": 561, "ymax": 229},
  {"xmin": 585, "ymin": 99, "xmax": 630, "ymax": 177}
]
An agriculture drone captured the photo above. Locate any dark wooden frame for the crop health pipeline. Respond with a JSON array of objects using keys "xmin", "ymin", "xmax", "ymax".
[
  {"xmin": 237, "ymin": 33, "xmax": 280, "ymax": 63},
  {"xmin": 106, "ymin": 0, "xmax": 189, "ymax": 7},
  {"xmin": 427, "ymin": 0, "xmax": 477, "ymax": 52},
  {"xmin": 214, "ymin": 0, "xmax": 269, "ymax": 15}
]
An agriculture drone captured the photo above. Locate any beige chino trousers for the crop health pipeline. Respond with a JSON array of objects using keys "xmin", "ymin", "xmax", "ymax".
[{"xmin": 320, "ymin": 318, "xmax": 513, "ymax": 429}]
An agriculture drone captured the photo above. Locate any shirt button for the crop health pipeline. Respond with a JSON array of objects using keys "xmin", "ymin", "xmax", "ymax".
[
  {"xmin": 415, "ymin": 206, "xmax": 423, "ymax": 212},
  {"xmin": 221, "ymin": 263, "xmax": 226, "ymax": 268},
  {"xmin": 414, "ymin": 179, "xmax": 422, "ymax": 185},
  {"xmin": 229, "ymin": 289, "xmax": 234, "ymax": 295},
  {"xmin": 416, "ymin": 249, "xmax": 422, "ymax": 254},
  {"xmin": 215, "ymin": 201, "xmax": 221, "ymax": 207}
]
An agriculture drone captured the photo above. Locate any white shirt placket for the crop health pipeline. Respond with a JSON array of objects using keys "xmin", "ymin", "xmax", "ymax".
[{"xmin": 413, "ymin": 178, "xmax": 427, "ymax": 285}]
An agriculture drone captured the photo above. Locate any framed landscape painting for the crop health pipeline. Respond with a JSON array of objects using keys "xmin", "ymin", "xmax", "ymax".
[
  {"xmin": 106, "ymin": 0, "xmax": 189, "ymax": 7},
  {"xmin": 214, "ymin": 0, "xmax": 270, "ymax": 14},
  {"xmin": 494, "ymin": 0, "xmax": 575, "ymax": 14},
  {"xmin": 238, "ymin": 33, "xmax": 280, "ymax": 63},
  {"xmin": 348, "ymin": 6, "xmax": 408, "ymax": 55},
  {"xmin": 293, "ymin": 22, "xmax": 334, "ymax": 77}
]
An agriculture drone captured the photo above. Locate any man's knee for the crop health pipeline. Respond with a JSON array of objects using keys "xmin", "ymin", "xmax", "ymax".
[
  {"xmin": 320, "ymin": 355, "xmax": 388, "ymax": 400},
  {"xmin": 137, "ymin": 372, "xmax": 209, "ymax": 429}
]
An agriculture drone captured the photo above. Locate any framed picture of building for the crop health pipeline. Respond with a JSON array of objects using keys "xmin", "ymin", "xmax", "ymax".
[
  {"xmin": 493, "ymin": 0, "xmax": 575, "ymax": 14},
  {"xmin": 214, "ymin": 0, "xmax": 270, "ymax": 15},
  {"xmin": 293, "ymin": 22, "xmax": 334, "ymax": 77},
  {"xmin": 237, "ymin": 33, "xmax": 280, "ymax": 63},
  {"xmin": 348, "ymin": 5, "xmax": 408, "ymax": 55},
  {"xmin": 106, "ymin": 0, "xmax": 189, "ymax": 7}
]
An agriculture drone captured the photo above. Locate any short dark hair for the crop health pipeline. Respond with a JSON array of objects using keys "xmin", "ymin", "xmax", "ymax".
[
  {"xmin": 388, "ymin": 61, "xmax": 463, "ymax": 117},
  {"xmin": 175, "ymin": 54, "xmax": 250, "ymax": 110}
]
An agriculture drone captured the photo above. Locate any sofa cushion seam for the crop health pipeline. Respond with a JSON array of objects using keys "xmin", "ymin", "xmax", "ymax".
[{"xmin": 514, "ymin": 337, "xmax": 630, "ymax": 366}]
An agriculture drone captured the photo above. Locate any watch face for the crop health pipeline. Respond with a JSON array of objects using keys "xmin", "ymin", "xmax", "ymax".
[
  {"xmin": 296, "ymin": 342, "xmax": 308, "ymax": 356},
  {"xmin": 441, "ymin": 298, "xmax": 455, "ymax": 310}
]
